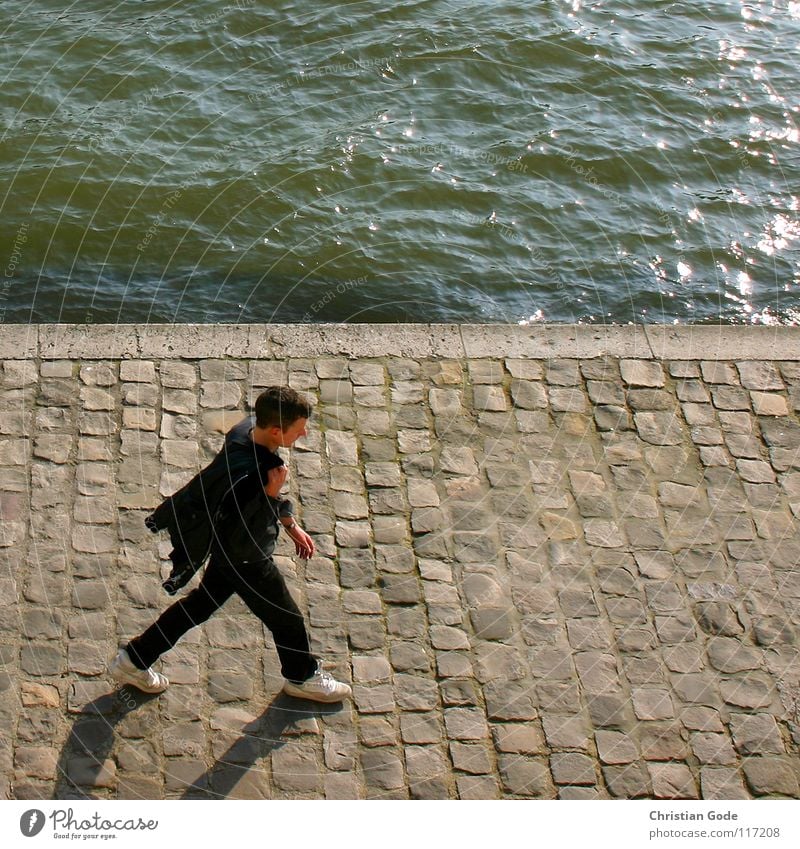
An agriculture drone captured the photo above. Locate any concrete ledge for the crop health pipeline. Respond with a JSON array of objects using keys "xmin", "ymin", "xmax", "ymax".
[
  {"xmin": 0, "ymin": 324, "xmax": 38, "ymax": 359},
  {"xmin": 136, "ymin": 325, "xmax": 270, "ymax": 359},
  {"xmin": 3, "ymin": 324, "xmax": 800, "ymax": 360},
  {"xmin": 265, "ymin": 324, "xmax": 463, "ymax": 359},
  {"xmin": 460, "ymin": 324, "xmax": 653, "ymax": 359},
  {"xmin": 645, "ymin": 326, "xmax": 800, "ymax": 360},
  {"xmin": 38, "ymin": 325, "xmax": 139, "ymax": 359}
]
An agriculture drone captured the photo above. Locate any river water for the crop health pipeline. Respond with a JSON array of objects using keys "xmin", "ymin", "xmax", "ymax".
[{"xmin": 1, "ymin": 0, "xmax": 798, "ymax": 325}]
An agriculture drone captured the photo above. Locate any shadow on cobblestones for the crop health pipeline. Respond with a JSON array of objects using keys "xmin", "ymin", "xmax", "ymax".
[
  {"xmin": 180, "ymin": 693, "xmax": 343, "ymax": 799},
  {"xmin": 53, "ymin": 686, "xmax": 159, "ymax": 799}
]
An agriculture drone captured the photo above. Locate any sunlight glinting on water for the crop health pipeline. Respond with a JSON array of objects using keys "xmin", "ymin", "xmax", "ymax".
[{"xmin": 0, "ymin": 0, "xmax": 797, "ymax": 324}]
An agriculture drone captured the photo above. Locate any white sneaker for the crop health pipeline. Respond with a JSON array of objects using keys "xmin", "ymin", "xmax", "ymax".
[
  {"xmin": 282, "ymin": 663, "xmax": 352, "ymax": 703},
  {"xmin": 109, "ymin": 648, "xmax": 169, "ymax": 694}
]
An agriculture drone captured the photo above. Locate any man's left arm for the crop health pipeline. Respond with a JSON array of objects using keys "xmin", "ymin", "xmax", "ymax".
[
  {"xmin": 280, "ymin": 515, "xmax": 315, "ymax": 560},
  {"xmin": 264, "ymin": 466, "xmax": 315, "ymax": 560}
]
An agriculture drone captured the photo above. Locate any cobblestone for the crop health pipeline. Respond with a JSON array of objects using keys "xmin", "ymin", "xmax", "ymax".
[
  {"xmin": 498, "ymin": 755, "xmax": 554, "ymax": 797},
  {"xmin": 742, "ymin": 757, "xmax": 799, "ymax": 797},
  {"xmin": 648, "ymin": 763, "xmax": 699, "ymax": 799}
]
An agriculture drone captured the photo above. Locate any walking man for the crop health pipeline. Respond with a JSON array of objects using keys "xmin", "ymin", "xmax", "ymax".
[{"xmin": 110, "ymin": 386, "xmax": 351, "ymax": 703}]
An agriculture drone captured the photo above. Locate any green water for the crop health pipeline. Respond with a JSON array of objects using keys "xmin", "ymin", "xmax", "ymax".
[{"xmin": 1, "ymin": 0, "xmax": 798, "ymax": 325}]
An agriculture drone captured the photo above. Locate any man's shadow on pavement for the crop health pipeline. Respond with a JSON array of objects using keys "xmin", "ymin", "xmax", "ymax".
[
  {"xmin": 54, "ymin": 685, "xmax": 340, "ymax": 799},
  {"xmin": 54, "ymin": 684, "xmax": 153, "ymax": 799},
  {"xmin": 181, "ymin": 694, "xmax": 342, "ymax": 799}
]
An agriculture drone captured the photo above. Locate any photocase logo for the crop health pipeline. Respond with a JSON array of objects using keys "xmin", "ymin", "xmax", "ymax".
[
  {"xmin": 20, "ymin": 810, "xmax": 45, "ymax": 837},
  {"xmin": 16, "ymin": 808, "xmax": 160, "ymax": 839}
]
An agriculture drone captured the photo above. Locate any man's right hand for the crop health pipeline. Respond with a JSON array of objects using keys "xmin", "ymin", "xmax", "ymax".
[{"xmin": 265, "ymin": 465, "xmax": 288, "ymax": 498}]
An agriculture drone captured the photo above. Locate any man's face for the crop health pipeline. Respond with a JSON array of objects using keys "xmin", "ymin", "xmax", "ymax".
[{"xmin": 274, "ymin": 417, "xmax": 308, "ymax": 447}]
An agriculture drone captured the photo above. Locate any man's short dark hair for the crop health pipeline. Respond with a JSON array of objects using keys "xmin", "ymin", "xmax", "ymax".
[{"xmin": 254, "ymin": 386, "xmax": 312, "ymax": 430}]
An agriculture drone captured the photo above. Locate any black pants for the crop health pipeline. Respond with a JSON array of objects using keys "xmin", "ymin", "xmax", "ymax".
[{"xmin": 125, "ymin": 554, "xmax": 318, "ymax": 683}]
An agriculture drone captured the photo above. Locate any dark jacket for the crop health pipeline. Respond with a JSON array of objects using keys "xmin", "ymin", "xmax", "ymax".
[{"xmin": 146, "ymin": 417, "xmax": 292, "ymax": 594}]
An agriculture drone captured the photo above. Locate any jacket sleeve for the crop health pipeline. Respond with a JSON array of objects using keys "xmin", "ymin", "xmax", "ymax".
[
  {"xmin": 267, "ymin": 497, "xmax": 294, "ymax": 520},
  {"xmin": 227, "ymin": 476, "xmax": 292, "ymax": 523}
]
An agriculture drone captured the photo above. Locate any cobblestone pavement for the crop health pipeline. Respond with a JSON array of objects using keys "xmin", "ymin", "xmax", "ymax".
[{"xmin": 1, "ymin": 325, "xmax": 799, "ymax": 800}]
